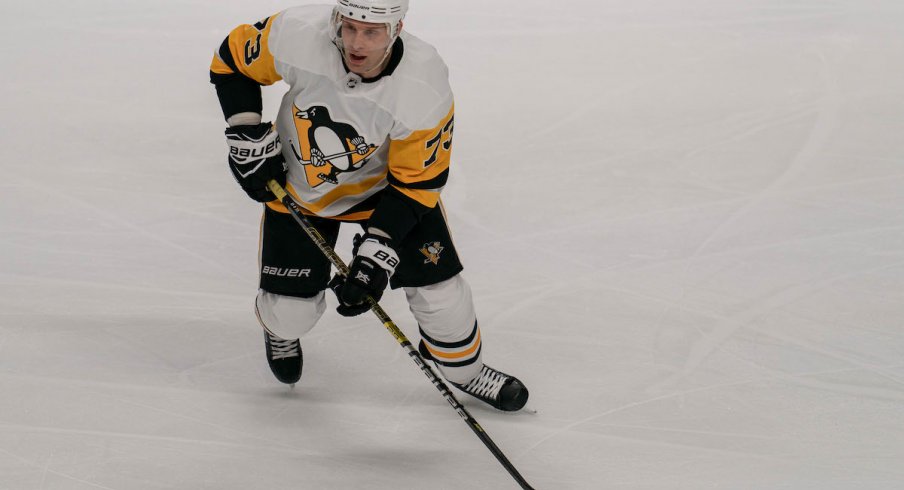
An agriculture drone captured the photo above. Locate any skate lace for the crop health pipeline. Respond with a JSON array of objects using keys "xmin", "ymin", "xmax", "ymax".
[
  {"xmin": 267, "ymin": 334, "xmax": 299, "ymax": 360},
  {"xmin": 461, "ymin": 366, "xmax": 507, "ymax": 401}
]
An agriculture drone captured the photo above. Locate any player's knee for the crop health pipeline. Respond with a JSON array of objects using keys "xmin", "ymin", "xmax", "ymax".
[{"xmin": 255, "ymin": 289, "xmax": 325, "ymax": 340}]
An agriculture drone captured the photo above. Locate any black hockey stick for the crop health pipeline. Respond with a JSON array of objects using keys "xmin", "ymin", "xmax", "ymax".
[{"xmin": 266, "ymin": 180, "xmax": 536, "ymax": 490}]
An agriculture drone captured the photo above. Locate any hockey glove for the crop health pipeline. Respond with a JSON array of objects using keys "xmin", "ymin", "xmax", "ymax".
[
  {"xmin": 329, "ymin": 233, "xmax": 399, "ymax": 317},
  {"xmin": 225, "ymin": 122, "xmax": 287, "ymax": 202}
]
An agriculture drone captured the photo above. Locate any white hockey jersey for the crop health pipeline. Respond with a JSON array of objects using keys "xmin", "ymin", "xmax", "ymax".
[{"xmin": 211, "ymin": 5, "xmax": 454, "ymax": 221}]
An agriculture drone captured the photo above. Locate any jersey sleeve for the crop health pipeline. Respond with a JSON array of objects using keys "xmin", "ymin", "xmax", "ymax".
[
  {"xmin": 209, "ymin": 14, "xmax": 283, "ymax": 120},
  {"xmin": 367, "ymin": 99, "xmax": 454, "ymax": 243},
  {"xmin": 386, "ymin": 101, "xmax": 454, "ymax": 209}
]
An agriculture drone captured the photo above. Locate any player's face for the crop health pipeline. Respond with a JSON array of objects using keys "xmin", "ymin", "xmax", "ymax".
[{"xmin": 339, "ymin": 17, "xmax": 396, "ymax": 77}]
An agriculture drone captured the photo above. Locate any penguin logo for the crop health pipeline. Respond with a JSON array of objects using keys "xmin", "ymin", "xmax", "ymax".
[
  {"xmin": 419, "ymin": 242, "xmax": 445, "ymax": 265},
  {"xmin": 289, "ymin": 105, "xmax": 377, "ymax": 186}
]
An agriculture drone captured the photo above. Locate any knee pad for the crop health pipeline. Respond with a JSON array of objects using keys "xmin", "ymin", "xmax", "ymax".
[
  {"xmin": 255, "ymin": 290, "xmax": 325, "ymax": 340},
  {"xmin": 405, "ymin": 274, "xmax": 482, "ymax": 384}
]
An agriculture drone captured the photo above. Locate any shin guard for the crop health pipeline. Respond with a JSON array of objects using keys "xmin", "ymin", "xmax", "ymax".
[{"xmin": 405, "ymin": 274, "xmax": 482, "ymax": 384}]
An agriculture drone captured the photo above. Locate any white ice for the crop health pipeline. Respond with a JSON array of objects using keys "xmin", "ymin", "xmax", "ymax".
[{"xmin": 2, "ymin": 0, "xmax": 904, "ymax": 488}]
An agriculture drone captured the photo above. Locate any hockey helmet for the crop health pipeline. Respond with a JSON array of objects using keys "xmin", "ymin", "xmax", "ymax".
[{"xmin": 331, "ymin": 0, "xmax": 408, "ymax": 39}]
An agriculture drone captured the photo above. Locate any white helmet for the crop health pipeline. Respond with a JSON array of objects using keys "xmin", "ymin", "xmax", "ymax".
[
  {"xmin": 335, "ymin": 0, "xmax": 408, "ymax": 24},
  {"xmin": 332, "ymin": 0, "xmax": 408, "ymax": 39}
]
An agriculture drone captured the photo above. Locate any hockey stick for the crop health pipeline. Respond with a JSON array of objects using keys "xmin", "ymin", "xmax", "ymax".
[{"xmin": 266, "ymin": 180, "xmax": 536, "ymax": 490}]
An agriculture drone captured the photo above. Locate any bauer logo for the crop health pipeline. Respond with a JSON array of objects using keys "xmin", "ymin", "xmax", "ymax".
[
  {"xmin": 230, "ymin": 137, "xmax": 280, "ymax": 163},
  {"xmin": 262, "ymin": 266, "xmax": 311, "ymax": 278}
]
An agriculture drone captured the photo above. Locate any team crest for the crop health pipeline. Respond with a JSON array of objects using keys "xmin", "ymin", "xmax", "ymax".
[
  {"xmin": 288, "ymin": 104, "xmax": 378, "ymax": 187},
  {"xmin": 420, "ymin": 242, "xmax": 444, "ymax": 265}
]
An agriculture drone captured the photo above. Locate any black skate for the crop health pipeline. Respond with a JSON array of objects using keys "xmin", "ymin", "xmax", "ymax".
[
  {"xmin": 419, "ymin": 341, "xmax": 529, "ymax": 412},
  {"xmin": 454, "ymin": 365, "xmax": 529, "ymax": 412},
  {"xmin": 264, "ymin": 330, "xmax": 303, "ymax": 385}
]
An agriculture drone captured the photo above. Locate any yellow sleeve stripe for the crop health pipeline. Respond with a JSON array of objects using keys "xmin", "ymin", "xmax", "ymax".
[
  {"xmin": 224, "ymin": 15, "xmax": 282, "ymax": 85},
  {"xmin": 209, "ymin": 53, "xmax": 233, "ymax": 75},
  {"xmin": 387, "ymin": 103, "xmax": 454, "ymax": 189}
]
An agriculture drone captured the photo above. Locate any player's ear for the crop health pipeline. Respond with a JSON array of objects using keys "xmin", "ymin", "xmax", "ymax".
[{"xmin": 397, "ymin": 20, "xmax": 404, "ymax": 33}]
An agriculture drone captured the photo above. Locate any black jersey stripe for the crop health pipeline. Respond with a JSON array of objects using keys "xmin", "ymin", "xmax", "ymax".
[
  {"xmin": 388, "ymin": 168, "xmax": 449, "ymax": 190},
  {"xmin": 217, "ymin": 36, "xmax": 240, "ymax": 74},
  {"xmin": 419, "ymin": 321, "xmax": 479, "ymax": 349}
]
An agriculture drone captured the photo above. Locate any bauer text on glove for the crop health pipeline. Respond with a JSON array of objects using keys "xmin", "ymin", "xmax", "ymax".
[{"xmin": 225, "ymin": 122, "xmax": 287, "ymax": 202}]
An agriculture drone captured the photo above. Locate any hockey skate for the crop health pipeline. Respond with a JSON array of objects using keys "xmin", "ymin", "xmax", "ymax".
[
  {"xmin": 264, "ymin": 329, "xmax": 303, "ymax": 385},
  {"xmin": 419, "ymin": 341, "xmax": 529, "ymax": 412}
]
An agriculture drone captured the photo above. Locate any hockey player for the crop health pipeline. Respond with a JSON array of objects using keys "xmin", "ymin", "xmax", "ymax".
[{"xmin": 210, "ymin": 0, "xmax": 528, "ymax": 411}]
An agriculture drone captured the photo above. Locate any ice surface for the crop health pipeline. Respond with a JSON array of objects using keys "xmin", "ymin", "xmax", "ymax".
[{"xmin": 2, "ymin": 0, "xmax": 904, "ymax": 488}]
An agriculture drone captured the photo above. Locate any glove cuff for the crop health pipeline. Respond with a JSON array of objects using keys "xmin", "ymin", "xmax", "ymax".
[
  {"xmin": 227, "ymin": 112, "xmax": 263, "ymax": 127},
  {"xmin": 356, "ymin": 236, "xmax": 400, "ymax": 275}
]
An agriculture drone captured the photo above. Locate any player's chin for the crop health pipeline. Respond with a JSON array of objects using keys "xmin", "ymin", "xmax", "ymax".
[{"xmin": 347, "ymin": 59, "xmax": 377, "ymax": 76}]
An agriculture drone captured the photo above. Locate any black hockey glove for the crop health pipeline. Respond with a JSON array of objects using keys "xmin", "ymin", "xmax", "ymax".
[
  {"xmin": 329, "ymin": 233, "xmax": 399, "ymax": 317},
  {"xmin": 225, "ymin": 122, "xmax": 287, "ymax": 202}
]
